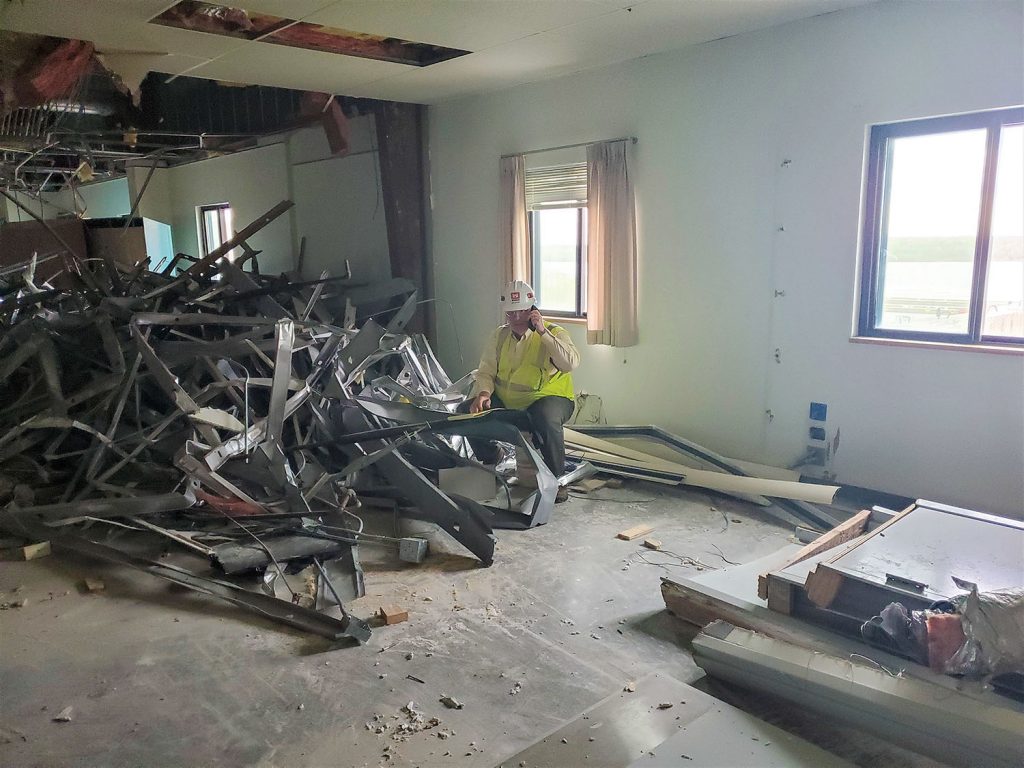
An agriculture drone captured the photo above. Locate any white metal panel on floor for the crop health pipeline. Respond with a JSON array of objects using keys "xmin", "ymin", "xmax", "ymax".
[{"xmin": 497, "ymin": 672, "xmax": 854, "ymax": 768}]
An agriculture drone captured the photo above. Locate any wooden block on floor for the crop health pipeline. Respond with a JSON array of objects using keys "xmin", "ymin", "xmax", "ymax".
[
  {"xmin": 18, "ymin": 542, "xmax": 51, "ymax": 561},
  {"xmin": 616, "ymin": 524, "xmax": 654, "ymax": 541},
  {"xmin": 83, "ymin": 579, "xmax": 105, "ymax": 593},
  {"xmin": 380, "ymin": 605, "xmax": 409, "ymax": 625},
  {"xmin": 643, "ymin": 538, "xmax": 662, "ymax": 551},
  {"xmin": 571, "ymin": 478, "xmax": 608, "ymax": 493}
]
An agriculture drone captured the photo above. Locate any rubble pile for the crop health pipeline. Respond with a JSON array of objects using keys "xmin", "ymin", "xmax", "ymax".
[{"xmin": 0, "ymin": 201, "xmax": 582, "ymax": 642}]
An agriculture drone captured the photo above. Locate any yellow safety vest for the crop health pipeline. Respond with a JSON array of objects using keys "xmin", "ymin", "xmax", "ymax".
[{"xmin": 493, "ymin": 323, "xmax": 575, "ymax": 410}]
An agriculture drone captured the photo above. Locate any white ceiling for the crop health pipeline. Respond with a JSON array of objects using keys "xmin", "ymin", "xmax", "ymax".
[{"xmin": 1, "ymin": 0, "xmax": 876, "ymax": 104}]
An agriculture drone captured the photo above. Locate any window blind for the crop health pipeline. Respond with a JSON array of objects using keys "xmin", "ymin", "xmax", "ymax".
[{"xmin": 525, "ymin": 162, "xmax": 587, "ymax": 209}]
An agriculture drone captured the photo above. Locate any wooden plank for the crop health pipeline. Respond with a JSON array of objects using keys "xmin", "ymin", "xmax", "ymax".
[
  {"xmin": 757, "ymin": 509, "xmax": 871, "ymax": 600},
  {"xmin": 660, "ymin": 578, "xmax": 815, "ymax": 648},
  {"xmin": 804, "ymin": 565, "xmax": 848, "ymax": 608},
  {"xmin": 766, "ymin": 577, "xmax": 795, "ymax": 615},
  {"xmin": 616, "ymin": 524, "xmax": 653, "ymax": 541},
  {"xmin": 801, "ymin": 502, "xmax": 919, "ymax": 609}
]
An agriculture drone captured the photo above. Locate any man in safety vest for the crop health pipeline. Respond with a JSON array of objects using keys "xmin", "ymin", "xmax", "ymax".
[{"xmin": 466, "ymin": 280, "xmax": 580, "ymax": 502}]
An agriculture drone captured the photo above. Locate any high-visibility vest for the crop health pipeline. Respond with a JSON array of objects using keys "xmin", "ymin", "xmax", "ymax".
[{"xmin": 493, "ymin": 322, "xmax": 575, "ymax": 410}]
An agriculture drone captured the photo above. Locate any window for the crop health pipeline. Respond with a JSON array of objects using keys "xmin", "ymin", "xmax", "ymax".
[
  {"xmin": 858, "ymin": 108, "xmax": 1024, "ymax": 346},
  {"xmin": 198, "ymin": 203, "xmax": 233, "ymax": 258},
  {"xmin": 526, "ymin": 161, "xmax": 587, "ymax": 317}
]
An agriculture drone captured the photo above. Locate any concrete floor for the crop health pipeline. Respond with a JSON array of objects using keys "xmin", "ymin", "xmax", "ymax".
[{"xmin": 0, "ymin": 483, "xmax": 944, "ymax": 768}]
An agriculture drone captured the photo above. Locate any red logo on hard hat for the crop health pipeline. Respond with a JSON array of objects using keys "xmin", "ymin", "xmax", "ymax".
[{"xmin": 511, "ymin": 291, "xmax": 520, "ymax": 302}]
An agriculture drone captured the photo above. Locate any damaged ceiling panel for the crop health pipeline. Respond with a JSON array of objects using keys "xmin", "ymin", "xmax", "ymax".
[
  {"xmin": 152, "ymin": 1, "xmax": 471, "ymax": 66},
  {"xmin": 0, "ymin": 30, "xmax": 370, "ymax": 197}
]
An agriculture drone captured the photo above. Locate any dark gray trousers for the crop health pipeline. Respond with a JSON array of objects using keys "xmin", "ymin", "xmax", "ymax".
[{"xmin": 460, "ymin": 394, "xmax": 574, "ymax": 476}]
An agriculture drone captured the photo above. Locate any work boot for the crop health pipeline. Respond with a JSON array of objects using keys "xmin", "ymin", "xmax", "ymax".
[{"xmin": 555, "ymin": 486, "xmax": 569, "ymax": 504}]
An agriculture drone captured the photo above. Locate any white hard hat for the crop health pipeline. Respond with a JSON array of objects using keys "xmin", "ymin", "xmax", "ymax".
[{"xmin": 500, "ymin": 280, "xmax": 536, "ymax": 311}]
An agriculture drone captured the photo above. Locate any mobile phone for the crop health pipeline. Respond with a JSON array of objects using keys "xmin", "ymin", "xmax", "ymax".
[{"xmin": 529, "ymin": 305, "xmax": 541, "ymax": 332}]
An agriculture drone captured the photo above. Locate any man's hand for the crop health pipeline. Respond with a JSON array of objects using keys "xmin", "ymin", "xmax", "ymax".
[
  {"xmin": 470, "ymin": 392, "xmax": 492, "ymax": 413},
  {"xmin": 528, "ymin": 308, "xmax": 547, "ymax": 334}
]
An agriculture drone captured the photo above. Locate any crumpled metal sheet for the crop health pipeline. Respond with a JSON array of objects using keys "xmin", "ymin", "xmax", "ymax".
[{"xmin": 0, "ymin": 200, "xmax": 576, "ymax": 643}]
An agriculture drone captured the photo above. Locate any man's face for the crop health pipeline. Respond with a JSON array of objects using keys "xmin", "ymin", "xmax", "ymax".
[{"xmin": 506, "ymin": 308, "xmax": 531, "ymax": 333}]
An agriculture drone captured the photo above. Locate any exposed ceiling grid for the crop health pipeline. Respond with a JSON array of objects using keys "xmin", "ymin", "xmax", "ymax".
[{"xmin": 0, "ymin": 0, "xmax": 878, "ymax": 104}]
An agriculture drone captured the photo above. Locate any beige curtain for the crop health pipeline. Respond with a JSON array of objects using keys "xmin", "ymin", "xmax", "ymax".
[
  {"xmin": 499, "ymin": 155, "xmax": 531, "ymax": 287},
  {"xmin": 586, "ymin": 140, "xmax": 638, "ymax": 346}
]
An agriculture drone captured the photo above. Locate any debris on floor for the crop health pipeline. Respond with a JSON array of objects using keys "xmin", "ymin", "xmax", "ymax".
[
  {"xmin": 569, "ymin": 477, "xmax": 607, "ymax": 494},
  {"xmin": 14, "ymin": 541, "xmax": 51, "ymax": 560},
  {"xmin": 0, "ymin": 201, "xmax": 595, "ymax": 645},
  {"xmin": 379, "ymin": 605, "xmax": 409, "ymax": 625},
  {"xmin": 665, "ymin": 499, "xmax": 1024, "ymax": 768},
  {"xmin": 566, "ymin": 424, "xmax": 843, "ymax": 529},
  {"xmin": 438, "ymin": 695, "xmax": 463, "ymax": 710},
  {"xmin": 616, "ymin": 524, "xmax": 654, "ymax": 541}
]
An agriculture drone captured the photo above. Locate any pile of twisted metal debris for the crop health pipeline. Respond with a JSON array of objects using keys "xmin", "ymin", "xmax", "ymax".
[{"xmin": 0, "ymin": 200, "xmax": 589, "ymax": 644}]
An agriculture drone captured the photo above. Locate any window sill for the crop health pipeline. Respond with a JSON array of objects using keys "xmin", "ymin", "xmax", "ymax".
[
  {"xmin": 850, "ymin": 336, "xmax": 1024, "ymax": 356},
  {"xmin": 546, "ymin": 315, "xmax": 587, "ymax": 326}
]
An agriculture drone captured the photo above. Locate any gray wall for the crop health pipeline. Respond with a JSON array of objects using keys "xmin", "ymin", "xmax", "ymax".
[{"xmin": 427, "ymin": 1, "xmax": 1024, "ymax": 516}]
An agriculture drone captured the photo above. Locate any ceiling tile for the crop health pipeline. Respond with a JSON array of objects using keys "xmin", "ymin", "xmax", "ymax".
[{"xmin": 1, "ymin": 0, "xmax": 879, "ymax": 103}]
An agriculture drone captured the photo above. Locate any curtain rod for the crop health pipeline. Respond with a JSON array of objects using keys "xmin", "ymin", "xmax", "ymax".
[{"xmin": 501, "ymin": 136, "xmax": 637, "ymax": 159}]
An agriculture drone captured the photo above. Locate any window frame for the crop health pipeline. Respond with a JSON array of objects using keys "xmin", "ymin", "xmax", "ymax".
[
  {"xmin": 857, "ymin": 107, "xmax": 1024, "ymax": 347},
  {"xmin": 198, "ymin": 202, "xmax": 232, "ymax": 258},
  {"xmin": 529, "ymin": 204, "xmax": 587, "ymax": 319}
]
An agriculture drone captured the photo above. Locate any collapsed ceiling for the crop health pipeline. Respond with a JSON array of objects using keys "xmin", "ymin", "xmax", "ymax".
[{"xmin": 0, "ymin": 30, "xmax": 372, "ymax": 202}]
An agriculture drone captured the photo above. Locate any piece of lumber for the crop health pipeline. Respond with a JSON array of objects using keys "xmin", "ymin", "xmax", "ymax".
[
  {"xmin": 642, "ymin": 538, "xmax": 662, "ymax": 550},
  {"xmin": 766, "ymin": 577, "xmax": 795, "ymax": 615},
  {"xmin": 17, "ymin": 541, "xmax": 51, "ymax": 560},
  {"xmin": 804, "ymin": 565, "xmax": 847, "ymax": 608},
  {"xmin": 757, "ymin": 509, "xmax": 871, "ymax": 600},
  {"xmin": 616, "ymin": 524, "xmax": 653, "ymax": 541},
  {"xmin": 571, "ymin": 477, "xmax": 607, "ymax": 493},
  {"xmin": 660, "ymin": 577, "xmax": 819, "ymax": 648},
  {"xmin": 803, "ymin": 502, "xmax": 918, "ymax": 609},
  {"xmin": 82, "ymin": 578, "xmax": 105, "ymax": 593},
  {"xmin": 380, "ymin": 605, "xmax": 409, "ymax": 625}
]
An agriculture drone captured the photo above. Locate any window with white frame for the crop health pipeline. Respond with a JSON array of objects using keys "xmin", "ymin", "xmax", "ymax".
[
  {"xmin": 526, "ymin": 161, "xmax": 587, "ymax": 317},
  {"xmin": 858, "ymin": 107, "xmax": 1023, "ymax": 345},
  {"xmin": 198, "ymin": 202, "xmax": 234, "ymax": 258}
]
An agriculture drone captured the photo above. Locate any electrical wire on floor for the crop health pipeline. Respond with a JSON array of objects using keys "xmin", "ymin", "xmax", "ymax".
[
  {"xmin": 626, "ymin": 548, "xmax": 720, "ymax": 572},
  {"xmin": 704, "ymin": 541, "xmax": 740, "ymax": 565},
  {"xmin": 716, "ymin": 506, "xmax": 731, "ymax": 532}
]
